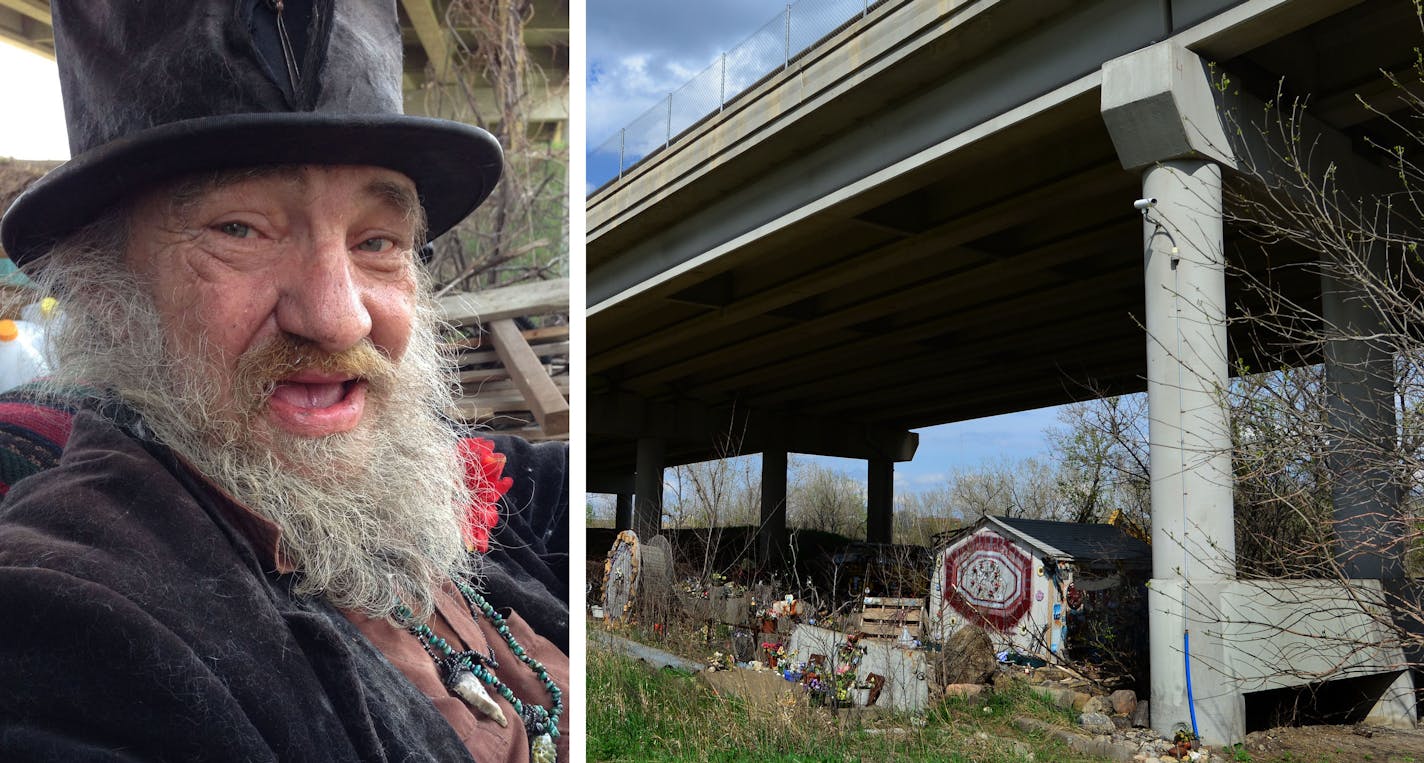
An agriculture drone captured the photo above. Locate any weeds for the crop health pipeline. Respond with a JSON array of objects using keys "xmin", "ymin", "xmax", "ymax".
[{"xmin": 588, "ymin": 640, "xmax": 1107, "ymax": 762}]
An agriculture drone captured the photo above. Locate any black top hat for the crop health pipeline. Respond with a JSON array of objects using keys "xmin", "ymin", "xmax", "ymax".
[{"xmin": 0, "ymin": 0, "xmax": 503, "ymax": 268}]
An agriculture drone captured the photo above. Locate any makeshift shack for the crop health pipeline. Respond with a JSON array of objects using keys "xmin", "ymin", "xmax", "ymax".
[{"xmin": 926, "ymin": 516, "xmax": 1150, "ymax": 664}]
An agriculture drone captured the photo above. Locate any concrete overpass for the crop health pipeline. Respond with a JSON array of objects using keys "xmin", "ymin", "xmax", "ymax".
[
  {"xmin": 0, "ymin": 0, "xmax": 568, "ymax": 132},
  {"xmin": 588, "ymin": 0, "xmax": 1421, "ymax": 743}
]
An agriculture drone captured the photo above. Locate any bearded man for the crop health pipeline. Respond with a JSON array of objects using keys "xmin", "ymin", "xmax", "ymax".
[{"xmin": 0, "ymin": 2, "xmax": 569, "ymax": 762}]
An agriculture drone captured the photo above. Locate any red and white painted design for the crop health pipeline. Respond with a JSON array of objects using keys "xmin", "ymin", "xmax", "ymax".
[{"xmin": 942, "ymin": 530, "xmax": 1033, "ymax": 632}]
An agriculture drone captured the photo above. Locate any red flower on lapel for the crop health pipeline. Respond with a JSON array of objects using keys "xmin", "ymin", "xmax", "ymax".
[{"xmin": 458, "ymin": 437, "xmax": 514, "ymax": 553}]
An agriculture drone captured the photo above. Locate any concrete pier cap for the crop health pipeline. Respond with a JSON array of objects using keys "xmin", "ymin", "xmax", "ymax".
[{"xmin": 1102, "ymin": 41, "xmax": 1237, "ymax": 172}]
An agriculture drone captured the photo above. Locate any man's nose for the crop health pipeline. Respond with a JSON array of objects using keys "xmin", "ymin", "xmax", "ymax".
[{"xmin": 275, "ymin": 237, "xmax": 372, "ymax": 352}]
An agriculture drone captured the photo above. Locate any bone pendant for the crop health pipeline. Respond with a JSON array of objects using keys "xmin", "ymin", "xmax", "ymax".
[
  {"xmin": 531, "ymin": 732, "xmax": 556, "ymax": 763},
  {"xmin": 451, "ymin": 671, "xmax": 508, "ymax": 727}
]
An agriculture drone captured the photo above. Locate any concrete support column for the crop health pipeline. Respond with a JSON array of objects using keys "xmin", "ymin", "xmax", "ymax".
[
  {"xmin": 634, "ymin": 437, "xmax": 665, "ymax": 539},
  {"xmin": 1142, "ymin": 159, "xmax": 1242, "ymax": 744},
  {"xmin": 759, "ymin": 449, "xmax": 788, "ymax": 568},
  {"xmin": 614, "ymin": 492, "xmax": 634, "ymax": 532},
  {"xmin": 1322, "ymin": 247, "xmax": 1402, "ymax": 580},
  {"xmin": 866, "ymin": 458, "xmax": 893, "ymax": 544}
]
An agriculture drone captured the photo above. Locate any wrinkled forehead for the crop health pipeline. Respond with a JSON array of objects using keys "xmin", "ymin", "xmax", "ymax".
[{"xmin": 149, "ymin": 164, "xmax": 425, "ymax": 234}]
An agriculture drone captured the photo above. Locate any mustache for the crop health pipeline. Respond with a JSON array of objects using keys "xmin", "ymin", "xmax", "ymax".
[{"xmin": 232, "ymin": 335, "xmax": 398, "ymax": 410}]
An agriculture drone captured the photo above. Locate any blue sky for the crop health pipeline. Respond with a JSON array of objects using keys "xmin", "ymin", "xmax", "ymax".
[{"xmin": 586, "ymin": 1, "xmax": 1068, "ymax": 494}]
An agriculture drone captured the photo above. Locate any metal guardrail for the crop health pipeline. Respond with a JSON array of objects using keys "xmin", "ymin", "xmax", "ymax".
[{"xmin": 588, "ymin": 0, "xmax": 887, "ymax": 194}]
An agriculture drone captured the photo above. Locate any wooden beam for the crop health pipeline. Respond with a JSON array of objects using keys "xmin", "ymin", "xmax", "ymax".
[
  {"xmin": 459, "ymin": 374, "xmax": 570, "ymax": 401},
  {"xmin": 399, "ymin": 0, "xmax": 453, "ymax": 81},
  {"xmin": 438, "ymin": 278, "xmax": 569, "ymax": 326},
  {"xmin": 0, "ymin": 0, "xmax": 49, "ymax": 25},
  {"xmin": 486, "ymin": 318, "xmax": 569, "ymax": 436},
  {"xmin": 444, "ymin": 324, "xmax": 568, "ymax": 352},
  {"xmin": 0, "ymin": 11, "xmax": 54, "ymax": 60}
]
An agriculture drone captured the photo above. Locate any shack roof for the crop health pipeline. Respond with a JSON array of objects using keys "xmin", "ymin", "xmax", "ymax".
[{"xmin": 976, "ymin": 515, "xmax": 1151, "ymax": 567}]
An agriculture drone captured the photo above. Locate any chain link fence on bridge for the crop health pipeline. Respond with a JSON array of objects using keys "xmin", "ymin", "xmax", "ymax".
[{"xmin": 588, "ymin": 0, "xmax": 887, "ymax": 194}]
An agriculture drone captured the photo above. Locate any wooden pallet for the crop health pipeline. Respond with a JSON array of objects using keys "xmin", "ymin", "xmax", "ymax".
[
  {"xmin": 438, "ymin": 279, "xmax": 570, "ymax": 440},
  {"xmin": 856, "ymin": 596, "xmax": 924, "ymax": 640}
]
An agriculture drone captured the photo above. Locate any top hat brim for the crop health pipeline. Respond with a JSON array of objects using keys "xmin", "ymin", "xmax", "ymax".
[{"xmin": 1, "ymin": 112, "xmax": 503, "ymax": 269}]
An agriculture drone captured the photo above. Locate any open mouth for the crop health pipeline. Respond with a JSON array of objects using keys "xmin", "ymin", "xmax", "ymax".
[
  {"xmin": 270, "ymin": 378, "xmax": 360, "ymax": 410},
  {"xmin": 264, "ymin": 373, "xmax": 368, "ymax": 436}
]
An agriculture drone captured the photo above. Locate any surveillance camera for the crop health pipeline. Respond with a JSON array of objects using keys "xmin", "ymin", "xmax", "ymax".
[{"xmin": 1133, "ymin": 198, "xmax": 1157, "ymax": 211}]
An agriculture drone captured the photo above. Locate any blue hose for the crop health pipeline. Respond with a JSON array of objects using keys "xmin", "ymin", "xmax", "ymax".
[{"xmin": 1184, "ymin": 629, "xmax": 1199, "ymax": 740}]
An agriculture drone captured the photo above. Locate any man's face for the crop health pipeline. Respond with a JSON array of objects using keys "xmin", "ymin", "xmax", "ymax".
[{"xmin": 124, "ymin": 165, "xmax": 423, "ymax": 442}]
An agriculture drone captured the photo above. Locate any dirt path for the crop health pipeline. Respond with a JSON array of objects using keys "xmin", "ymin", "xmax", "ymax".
[{"xmin": 1237, "ymin": 724, "xmax": 1423, "ymax": 762}]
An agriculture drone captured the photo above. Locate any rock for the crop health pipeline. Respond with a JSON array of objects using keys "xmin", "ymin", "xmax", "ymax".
[
  {"xmin": 1111, "ymin": 689, "xmax": 1139, "ymax": 717},
  {"xmin": 1031, "ymin": 685, "xmax": 1082, "ymax": 710},
  {"xmin": 1071, "ymin": 691, "xmax": 1093, "ymax": 710},
  {"xmin": 1008, "ymin": 740, "xmax": 1034, "ymax": 760},
  {"xmin": 1079, "ymin": 711, "xmax": 1116, "ymax": 735},
  {"xmin": 1112, "ymin": 715, "xmax": 1131, "ymax": 731},
  {"xmin": 941, "ymin": 626, "xmax": 999, "ymax": 684},
  {"xmin": 1131, "ymin": 699, "xmax": 1150, "ymax": 728},
  {"xmin": 1083, "ymin": 695, "xmax": 1113, "ymax": 715},
  {"xmin": 944, "ymin": 683, "xmax": 986, "ymax": 701}
]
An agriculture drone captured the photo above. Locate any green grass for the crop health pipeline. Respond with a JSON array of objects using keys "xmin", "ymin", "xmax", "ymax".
[{"xmin": 588, "ymin": 641, "xmax": 1113, "ymax": 762}]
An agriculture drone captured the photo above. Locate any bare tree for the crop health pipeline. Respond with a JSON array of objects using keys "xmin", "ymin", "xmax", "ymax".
[
  {"xmin": 418, "ymin": 0, "xmax": 569, "ymax": 294},
  {"xmin": 894, "ymin": 487, "xmax": 966, "ymax": 546},
  {"xmin": 661, "ymin": 455, "xmax": 760, "ymax": 585},
  {"xmin": 1049, "ymin": 395, "xmax": 1151, "ymax": 528},
  {"xmin": 786, "ymin": 458, "xmax": 866, "ymax": 537},
  {"xmin": 941, "ymin": 457, "xmax": 1061, "ymax": 520}
]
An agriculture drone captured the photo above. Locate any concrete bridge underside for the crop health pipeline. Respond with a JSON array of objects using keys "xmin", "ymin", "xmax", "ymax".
[
  {"xmin": 592, "ymin": 0, "xmax": 1412, "ymax": 478},
  {"xmin": 588, "ymin": 0, "xmax": 1422, "ymax": 743},
  {"xmin": 588, "ymin": 0, "xmax": 1408, "ymax": 476}
]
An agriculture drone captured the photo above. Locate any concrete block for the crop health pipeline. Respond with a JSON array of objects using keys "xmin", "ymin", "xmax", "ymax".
[
  {"xmin": 1363, "ymin": 670, "xmax": 1418, "ymax": 730},
  {"xmin": 1101, "ymin": 41, "xmax": 1237, "ymax": 170}
]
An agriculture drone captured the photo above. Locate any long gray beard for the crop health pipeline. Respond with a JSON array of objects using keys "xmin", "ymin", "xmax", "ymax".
[{"xmin": 36, "ymin": 241, "xmax": 474, "ymax": 619}]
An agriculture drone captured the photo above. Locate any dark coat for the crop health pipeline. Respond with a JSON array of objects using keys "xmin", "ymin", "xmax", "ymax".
[{"xmin": 0, "ymin": 409, "xmax": 569, "ymax": 761}]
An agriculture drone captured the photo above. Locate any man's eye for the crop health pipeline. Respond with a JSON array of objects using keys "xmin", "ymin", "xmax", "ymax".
[
  {"xmin": 217, "ymin": 222, "xmax": 253, "ymax": 238},
  {"xmin": 356, "ymin": 237, "xmax": 394, "ymax": 253}
]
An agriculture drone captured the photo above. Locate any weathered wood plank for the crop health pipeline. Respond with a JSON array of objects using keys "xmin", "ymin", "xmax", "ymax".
[
  {"xmin": 854, "ymin": 597, "xmax": 922, "ymax": 640},
  {"xmin": 442, "ymin": 323, "xmax": 569, "ymax": 353},
  {"xmin": 460, "ymin": 375, "xmax": 570, "ymax": 398},
  {"xmin": 486, "ymin": 318, "xmax": 570, "ymax": 436},
  {"xmin": 456, "ymin": 342, "xmax": 569, "ymax": 377},
  {"xmin": 438, "ymin": 279, "xmax": 570, "ymax": 327}
]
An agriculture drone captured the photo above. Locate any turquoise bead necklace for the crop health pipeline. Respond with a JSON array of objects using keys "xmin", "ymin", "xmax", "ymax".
[{"xmin": 394, "ymin": 581, "xmax": 562, "ymax": 763}]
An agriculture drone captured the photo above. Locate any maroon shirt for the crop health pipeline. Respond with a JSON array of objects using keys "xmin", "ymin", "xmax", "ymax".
[{"xmin": 209, "ymin": 478, "xmax": 571, "ymax": 762}]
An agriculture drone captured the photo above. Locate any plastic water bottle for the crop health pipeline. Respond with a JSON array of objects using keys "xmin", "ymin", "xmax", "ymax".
[
  {"xmin": 18, "ymin": 297, "xmax": 61, "ymax": 367},
  {"xmin": 0, "ymin": 319, "xmax": 50, "ymax": 392},
  {"xmin": 18, "ymin": 296, "xmax": 58, "ymax": 325}
]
